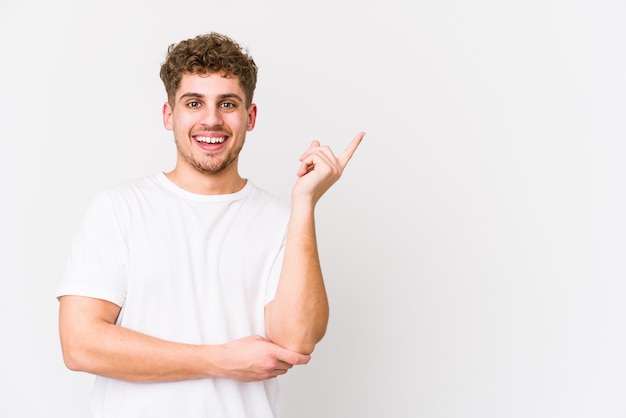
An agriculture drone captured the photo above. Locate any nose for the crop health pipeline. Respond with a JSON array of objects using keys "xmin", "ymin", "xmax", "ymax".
[{"xmin": 200, "ymin": 104, "xmax": 223, "ymax": 128}]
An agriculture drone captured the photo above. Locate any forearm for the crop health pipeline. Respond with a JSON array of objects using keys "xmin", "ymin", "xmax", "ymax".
[
  {"xmin": 59, "ymin": 300, "xmax": 219, "ymax": 382},
  {"xmin": 265, "ymin": 199, "xmax": 330, "ymax": 354},
  {"xmin": 59, "ymin": 296, "xmax": 308, "ymax": 382},
  {"xmin": 72, "ymin": 331, "xmax": 218, "ymax": 382}
]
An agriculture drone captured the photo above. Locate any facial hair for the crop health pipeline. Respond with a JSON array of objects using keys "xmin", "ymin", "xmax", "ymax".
[{"xmin": 174, "ymin": 131, "xmax": 245, "ymax": 175}]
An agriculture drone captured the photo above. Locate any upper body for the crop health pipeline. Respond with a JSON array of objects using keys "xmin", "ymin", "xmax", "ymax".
[
  {"xmin": 58, "ymin": 173, "xmax": 291, "ymax": 417},
  {"xmin": 57, "ymin": 32, "xmax": 364, "ymax": 417}
]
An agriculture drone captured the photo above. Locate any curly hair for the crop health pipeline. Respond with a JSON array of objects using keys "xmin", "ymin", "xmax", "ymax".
[{"xmin": 159, "ymin": 32, "xmax": 258, "ymax": 107}]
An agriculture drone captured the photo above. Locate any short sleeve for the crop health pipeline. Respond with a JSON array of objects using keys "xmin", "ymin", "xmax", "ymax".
[{"xmin": 56, "ymin": 190, "xmax": 128, "ymax": 306}]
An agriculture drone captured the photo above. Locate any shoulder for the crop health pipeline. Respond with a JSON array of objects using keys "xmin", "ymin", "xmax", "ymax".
[
  {"xmin": 82, "ymin": 174, "xmax": 165, "ymax": 221},
  {"xmin": 245, "ymin": 181, "xmax": 289, "ymax": 214},
  {"xmin": 92, "ymin": 174, "xmax": 164, "ymax": 202}
]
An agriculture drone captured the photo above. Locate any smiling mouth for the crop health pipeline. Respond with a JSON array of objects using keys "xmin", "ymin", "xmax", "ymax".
[{"xmin": 195, "ymin": 135, "xmax": 226, "ymax": 144}]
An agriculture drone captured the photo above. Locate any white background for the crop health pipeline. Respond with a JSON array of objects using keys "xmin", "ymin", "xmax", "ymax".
[{"xmin": 2, "ymin": 0, "xmax": 626, "ymax": 417}]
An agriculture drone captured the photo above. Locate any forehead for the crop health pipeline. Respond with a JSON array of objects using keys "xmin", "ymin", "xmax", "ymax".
[{"xmin": 176, "ymin": 72, "xmax": 245, "ymax": 101}]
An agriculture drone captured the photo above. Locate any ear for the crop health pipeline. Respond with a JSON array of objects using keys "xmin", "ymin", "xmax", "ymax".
[
  {"xmin": 246, "ymin": 103, "xmax": 257, "ymax": 131},
  {"xmin": 162, "ymin": 102, "xmax": 173, "ymax": 131}
]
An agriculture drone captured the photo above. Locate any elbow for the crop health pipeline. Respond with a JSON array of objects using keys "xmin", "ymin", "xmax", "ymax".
[
  {"xmin": 265, "ymin": 301, "xmax": 329, "ymax": 354},
  {"xmin": 299, "ymin": 327, "xmax": 327, "ymax": 355},
  {"xmin": 275, "ymin": 338, "xmax": 318, "ymax": 356},
  {"xmin": 286, "ymin": 338, "xmax": 317, "ymax": 356},
  {"xmin": 61, "ymin": 344, "xmax": 87, "ymax": 372},
  {"xmin": 59, "ymin": 335, "xmax": 94, "ymax": 373},
  {"xmin": 267, "ymin": 326, "xmax": 327, "ymax": 355},
  {"xmin": 62, "ymin": 354, "xmax": 83, "ymax": 372},
  {"xmin": 292, "ymin": 336, "xmax": 322, "ymax": 356}
]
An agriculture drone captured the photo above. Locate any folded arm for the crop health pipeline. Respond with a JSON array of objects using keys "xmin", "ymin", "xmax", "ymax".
[{"xmin": 58, "ymin": 295, "xmax": 309, "ymax": 382}]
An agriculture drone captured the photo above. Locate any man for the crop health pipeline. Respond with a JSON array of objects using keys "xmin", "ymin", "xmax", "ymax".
[{"xmin": 57, "ymin": 32, "xmax": 364, "ymax": 417}]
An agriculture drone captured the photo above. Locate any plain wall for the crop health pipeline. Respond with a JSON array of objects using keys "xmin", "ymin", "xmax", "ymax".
[{"xmin": 2, "ymin": 0, "xmax": 626, "ymax": 417}]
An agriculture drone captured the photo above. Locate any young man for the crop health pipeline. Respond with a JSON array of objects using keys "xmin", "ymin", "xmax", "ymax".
[{"xmin": 57, "ymin": 32, "xmax": 364, "ymax": 417}]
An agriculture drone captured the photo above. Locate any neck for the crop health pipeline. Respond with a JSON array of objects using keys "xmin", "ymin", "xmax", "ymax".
[{"xmin": 165, "ymin": 166, "xmax": 246, "ymax": 195}]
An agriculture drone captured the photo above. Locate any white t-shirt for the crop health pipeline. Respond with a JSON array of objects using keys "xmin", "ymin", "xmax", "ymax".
[{"xmin": 57, "ymin": 173, "xmax": 290, "ymax": 418}]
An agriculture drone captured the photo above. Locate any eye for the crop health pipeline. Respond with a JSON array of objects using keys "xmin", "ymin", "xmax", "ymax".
[
  {"xmin": 220, "ymin": 102, "xmax": 236, "ymax": 110},
  {"xmin": 187, "ymin": 101, "xmax": 201, "ymax": 109}
]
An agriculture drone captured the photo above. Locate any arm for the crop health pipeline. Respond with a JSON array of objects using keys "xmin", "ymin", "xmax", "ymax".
[
  {"xmin": 265, "ymin": 132, "xmax": 365, "ymax": 354},
  {"xmin": 58, "ymin": 295, "xmax": 310, "ymax": 383}
]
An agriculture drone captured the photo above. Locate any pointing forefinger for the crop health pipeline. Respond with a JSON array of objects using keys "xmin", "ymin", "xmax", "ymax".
[{"xmin": 337, "ymin": 131, "xmax": 365, "ymax": 169}]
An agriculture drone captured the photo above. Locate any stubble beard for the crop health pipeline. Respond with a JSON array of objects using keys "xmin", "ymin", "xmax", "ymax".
[{"xmin": 176, "ymin": 136, "xmax": 245, "ymax": 175}]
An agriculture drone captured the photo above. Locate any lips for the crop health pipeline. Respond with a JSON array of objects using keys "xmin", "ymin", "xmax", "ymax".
[{"xmin": 195, "ymin": 135, "xmax": 226, "ymax": 144}]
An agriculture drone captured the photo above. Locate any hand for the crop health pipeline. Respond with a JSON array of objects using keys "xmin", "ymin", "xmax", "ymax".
[
  {"xmin": 215, "ymin": 335, "xmax": 311, "ymax": 382},
  {"xmin": 294, "ymin": 131, "xmax": 365, "ymax": 204}
]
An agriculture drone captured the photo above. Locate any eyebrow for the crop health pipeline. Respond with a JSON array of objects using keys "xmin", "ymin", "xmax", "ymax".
[{"xmin": 177, "ymin": 92, "xmax": 244, "ymax": 104}]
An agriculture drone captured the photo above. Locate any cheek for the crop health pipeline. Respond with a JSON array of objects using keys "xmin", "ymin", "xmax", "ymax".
[{"xmin": 171, "ymin": 114, "xmax": 193, "ymax": 132}]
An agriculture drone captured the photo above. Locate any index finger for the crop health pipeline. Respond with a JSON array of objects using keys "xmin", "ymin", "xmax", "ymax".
[{"xmin": 337, "ymin": 131, "xmax": 366, "ymax": 168}]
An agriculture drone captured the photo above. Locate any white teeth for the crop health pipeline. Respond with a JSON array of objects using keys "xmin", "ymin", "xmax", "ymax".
[{"xmin": 196, "ymin": 136, "xmax": 225, "ymax": 144}]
